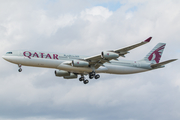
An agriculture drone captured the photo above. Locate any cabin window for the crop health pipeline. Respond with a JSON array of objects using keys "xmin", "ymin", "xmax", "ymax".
[{"xmin": 6, "ymin": 52, "xmax": 12, "ymax": 54}]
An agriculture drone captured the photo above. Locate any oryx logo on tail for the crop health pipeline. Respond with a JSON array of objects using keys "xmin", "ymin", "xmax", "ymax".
[
  {"xmin": 144, "ymin": 43, "xmax": 166, "ymax": 64},
  {"xmin": 148, "ymin": 44, "xmax": 165, "ymax": 63}
]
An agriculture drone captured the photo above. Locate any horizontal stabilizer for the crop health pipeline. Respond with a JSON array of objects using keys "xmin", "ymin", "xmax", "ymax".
[{"xmin": 151, "ymin": 59, "xmax": 178, "ymax": 69}]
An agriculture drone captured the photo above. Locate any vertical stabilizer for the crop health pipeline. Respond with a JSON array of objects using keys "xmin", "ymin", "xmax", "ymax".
[{"xmin": 144, "ymin": 43, "xmax": 166, "ymax": 64}]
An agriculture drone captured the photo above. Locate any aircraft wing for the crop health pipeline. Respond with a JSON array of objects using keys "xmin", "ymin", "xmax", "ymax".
[
  {"xmin": 151, "ymin": 59, "xmax": 178, "ymax": 69},
  {"xmin": 84, "ymin": 37, "xmax": 152, "ymax": 68},
  {"xmin": 114, "ymin": 37, "xmax": 152, "ymax": 56}
]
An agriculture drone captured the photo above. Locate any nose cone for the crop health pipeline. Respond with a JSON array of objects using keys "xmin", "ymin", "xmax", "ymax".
[
  {"xmin": 2, "ymin": 55, "xmax": 6, "ymax": 60},
  {"xmin": 2, "ymin": 55, "xmax": 14, "ymax": 63},
  {"xmin": 2, "ymin": 55, "xmax": 10, "ymax": 61}
]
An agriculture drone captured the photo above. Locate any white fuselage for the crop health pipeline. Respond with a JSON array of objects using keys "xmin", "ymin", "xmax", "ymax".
[{"xmin": 2, "ymin": 50, "xmax": 152, "ymax": 75}]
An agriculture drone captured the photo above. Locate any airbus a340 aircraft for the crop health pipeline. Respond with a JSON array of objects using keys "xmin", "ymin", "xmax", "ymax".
[{"xmin": 2, "ymin": 37, "xmax": 177, "ymax": 84}]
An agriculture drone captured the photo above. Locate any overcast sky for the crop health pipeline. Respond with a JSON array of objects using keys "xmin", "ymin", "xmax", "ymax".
[{"xmin": 0, "ymin": 0, "xmax": 180, "ymax": 120}]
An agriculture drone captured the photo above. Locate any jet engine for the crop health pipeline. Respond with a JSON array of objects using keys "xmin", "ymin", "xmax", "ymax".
[
  {"xmin": 55, "ymin": 70, "xmax": 70, "ymax": 77},
  {"xmin": 63, "ymin": 73, "xmax": 77, "ymax": 79},
  {"xmin": 72, "ymin": 60, "xmax": 89, "ymax": 67},
  {"xmin": 101, "ymin": 51, "xmax": 119, "ymax": 59}
]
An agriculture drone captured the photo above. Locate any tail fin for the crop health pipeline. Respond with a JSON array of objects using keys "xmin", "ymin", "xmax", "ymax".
[{"xmin": 143, "ymin": 43, "xmax": 166, "ymax": 64}]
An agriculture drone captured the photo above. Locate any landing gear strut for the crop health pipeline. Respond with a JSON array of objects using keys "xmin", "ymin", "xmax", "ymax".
[{"xmin": 18, "ymin": 64, "xmax": 22, "ymax": 72}]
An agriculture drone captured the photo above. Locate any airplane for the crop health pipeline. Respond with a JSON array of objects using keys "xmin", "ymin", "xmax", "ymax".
[{"xmin": 2, "ymin": 37, "xmax": 177, "ymax": 84}]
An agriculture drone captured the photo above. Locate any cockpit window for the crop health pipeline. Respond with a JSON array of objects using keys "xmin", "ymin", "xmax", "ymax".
[{"xmin": 6, "ymin": 52, "xmax": 12, "ymax": 54}]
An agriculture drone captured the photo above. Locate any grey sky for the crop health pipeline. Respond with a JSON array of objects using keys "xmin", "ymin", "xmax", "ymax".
[{"xmin": 0, "ymin": 0, "xmax": 180, "ymax": 120}]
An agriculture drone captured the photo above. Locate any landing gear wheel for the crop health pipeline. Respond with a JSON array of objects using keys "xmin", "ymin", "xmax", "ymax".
[
  {"xmin": 95, "ymin": 74, "xmax": 100, "ymax": 79},
  {"xmin": 79, "ymin": 78, "xmax": 82, "ymax": 81},
  {"xmin": 18, "ymin": 68, "xmax": 22, "ymax": 72},
  {"xmin": 90, "ymin": 71, "xmax": 95, "ymax": 76},
  {"xmin": 84, "ymin": 80, "xmax": 89, "ymax": 84},
  {"xmin": 79, "ymin": 77, "xmax": 85, "ymax": 82},
  {"xmin": 89, "ymin": 75, "xmax": 94, "ymax": 79}
]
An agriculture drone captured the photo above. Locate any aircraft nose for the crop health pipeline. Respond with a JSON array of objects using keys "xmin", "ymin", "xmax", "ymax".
[
  {"xmin": 2, "ymin": 55, "xmax": 8, "ymax": 61},
  {"xmin": 2, "ymin": 55, "xmax": 16, "ymax": 63},
  {"xmin": 2, "ymin": 55, "xmax": 6, "ymax": 60}
]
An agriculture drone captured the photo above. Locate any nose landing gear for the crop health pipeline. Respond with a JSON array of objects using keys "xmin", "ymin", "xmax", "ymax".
[{"xmin": 18, "ymin": 64, "xmax": 22, "ymax": 72}]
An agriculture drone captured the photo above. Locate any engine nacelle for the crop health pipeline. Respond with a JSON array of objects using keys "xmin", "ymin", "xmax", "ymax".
[
  {"xmin": 55, "ymin": 70, "xmax": 70, "ymax": 77},
  {"xmin": 72, "ymin": 60, "xmax": 89, "ymax": 67},
  {"xmin": 63, "ymin": 73, "xmax": 77, "ymax": 79},
  {"xmin": 101, "ymin": 51, "xmax": 119, "ymax": 59}
]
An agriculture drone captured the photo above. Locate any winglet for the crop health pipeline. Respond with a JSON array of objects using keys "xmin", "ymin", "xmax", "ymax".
[{"xmin": 144, "ymin": 37, "xmax": 152, "ymax": 42}]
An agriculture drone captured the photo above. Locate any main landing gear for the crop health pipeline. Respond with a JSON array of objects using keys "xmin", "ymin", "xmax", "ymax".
[
  {"xmin": 79, "ymin": 76, "xmax": 89, "ymax": 84},
  {"xmin": 79, "ymin": 71, "xmax": 100, "ymax": 84},
  {"xmin": 18, "ymin": 64, "xmax": 22, "ymax": 72},
  {"xmin": 89, "ymin": 71, "xmax": 100, "ymax": 79}
]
